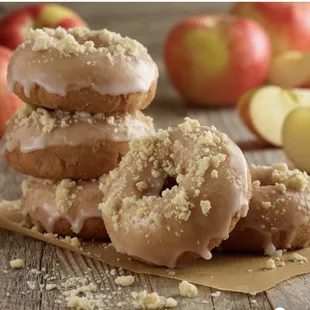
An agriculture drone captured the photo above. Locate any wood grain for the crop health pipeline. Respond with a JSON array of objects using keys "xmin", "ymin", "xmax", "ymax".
[{"xmin": 0, "ymin": 2, "xmax": 309, "ymax": 310}]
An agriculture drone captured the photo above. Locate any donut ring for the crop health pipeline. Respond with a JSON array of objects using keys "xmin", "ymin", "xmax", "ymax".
[
  {"xmin": 100, "ymin": 118, "xmax": 251, "ymax": 268},
  {"xmin": 2, "ymin": 104, "xmax": 155, "ymax": 180},
  {"xmin": 22, "ymin": 177, "xmax": 109, "ymax": 240},
  {"xmin": 8, "ymin": 27, "xmax": 158, "ymax": 113},
  {"xmin": 221, "ymin": 163, "xmax": 310, "ymax": 255}
]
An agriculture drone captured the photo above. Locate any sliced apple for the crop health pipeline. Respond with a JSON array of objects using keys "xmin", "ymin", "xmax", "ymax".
[
  {"xmin": 237, "ymin": 85, "xmax": 310, "ymax": 146},
  {"xmin": 283, "ymin": 107, "xmax": 310, "ymax": 173},
  {"xmin": 269, "ymin": 51, "xmax": 310, "ymax": 88}
]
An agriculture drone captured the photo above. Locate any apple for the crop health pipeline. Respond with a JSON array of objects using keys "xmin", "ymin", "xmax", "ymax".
[
  {"xmin": 164, "ymin": 15, "xmax": 271, "ymax": 107},
  {"xmin": 231, "ymin": 3, "xmax": 310, "ymax": 56},
  {"xmin": 0, "ymin": 4, "xmax": 87, "ymax": 50},
  {"xmin": 237, "ymin": 86, "xmax": 310, "ymax": 146},
  {"xmin": 269, "ymin": 51, "xmax": 310, "ymax": 88},
  {"xmin": 283, "ymin": 106, "xmax": 310, "ymax": 173},
  {"xmin": 0, "ymin": 47, "xmax": 24, "ymax": 137}
]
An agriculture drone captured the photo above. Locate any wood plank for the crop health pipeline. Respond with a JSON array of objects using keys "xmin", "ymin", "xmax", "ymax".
[{"xmin": 0, "ymin": 229, "xmax": 43, "ymax": 310}]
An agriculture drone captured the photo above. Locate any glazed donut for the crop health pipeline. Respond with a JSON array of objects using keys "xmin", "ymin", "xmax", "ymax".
[
  {"xmin": 22, "ymin": 177, "xmax": 108, "ymax": 240},
  {"xmin": 8, "ymin": 27, "xmax": 158, "ymax": 113},
  {"xmin": 221, "ymin": 163, "xmax": 310, "ymax": 255},
  {"xmin": 2, "ymin": 104, "xmax": 155, "ymax": 180},
  {"xmin": 100, "ymin": 118, "xmax": 251, "ymax": 268}
]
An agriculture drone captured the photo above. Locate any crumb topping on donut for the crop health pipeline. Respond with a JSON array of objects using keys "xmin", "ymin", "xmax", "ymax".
[
  {"xmin": 101, "ymin": 118, "xmax": 250, "ymax": 267},
  {"xmin": 55, "ymin": 180, "xmax": 76, "ymax": 213},
  {"xmin": 251, "ymin": 163, "xmax": 309, "ymax": 192},
  {"xmin": 8, "ymin": 104, "xmax": 154, "ymax": 135},
  {"xmin": 24, "ymin": 27, "xmax": 146, "ymax": 57}
]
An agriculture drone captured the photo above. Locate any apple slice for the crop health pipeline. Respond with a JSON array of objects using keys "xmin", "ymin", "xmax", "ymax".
[
  {"xmin": 269, "ymin": 51, "xmax": 310, "ymax": 88},
  {"xmin": 237, "ymin": 86, "xmax": 310, "ymax": 146},
  {"xmin": 283, "ymin": 107, "xmax": 310, "ymax": 173}
]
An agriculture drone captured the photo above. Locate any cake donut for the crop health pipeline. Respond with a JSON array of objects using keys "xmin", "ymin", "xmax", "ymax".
[
  {"xmin": 22, "ymin": 177, "xmax": 109, "ymax": 240},
  {"xmin": 2, "ymin": 104, "xmax": 155, "ymax": 180},
  {"xmin": 8, "ymin": 27, "xmax": 158, "ymax": 113},
  {"xmin": 100, "ymin": 118, "xmax": 251, "ymax": 268},
  {"xmin": 221, "ymin": 163, "xmax": 310, "ymax": 255}
]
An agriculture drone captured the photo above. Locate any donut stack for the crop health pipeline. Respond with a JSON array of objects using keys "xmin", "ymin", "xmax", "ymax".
[{"xmin": 2, "ymin": 27, "xmax": 158, "ymax": 239}]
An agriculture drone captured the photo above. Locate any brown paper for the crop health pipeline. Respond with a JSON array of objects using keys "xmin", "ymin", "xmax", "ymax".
[{"xmin": 1, "ymin": 212, "xmax": 310, "ymax": 294}]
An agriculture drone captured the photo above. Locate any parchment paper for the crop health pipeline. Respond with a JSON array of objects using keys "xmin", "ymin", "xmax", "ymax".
[{"xmin": 1, "ymin": 208, "xmax": 310, "ymax": 294}]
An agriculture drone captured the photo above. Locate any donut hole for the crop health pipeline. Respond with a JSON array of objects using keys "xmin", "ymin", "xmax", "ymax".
[{"xmin": 160, "ymin": 176, "xmax": 178, "ymax": 197}]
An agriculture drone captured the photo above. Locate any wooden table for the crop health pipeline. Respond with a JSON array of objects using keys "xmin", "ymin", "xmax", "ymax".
[{"xmin": 0, "ymin": 3, "xmax": 309, "ymax": 310}]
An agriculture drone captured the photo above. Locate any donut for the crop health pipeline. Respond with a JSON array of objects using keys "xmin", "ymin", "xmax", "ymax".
[
  {"xmin": 221, "ymin": 163, "xmax": 310, "ymax": 255},
  {"xmin": 21, "ymin": 177, "xmax": 109, "ymax": 240},
  {"xmin": 8, "ymin": 27, "xmax": 158, "ymax": 113},
  {"xmin": 100, "ymin": 118, "xmax": 251, "ymax": 268},
  {"xmin": 2, "ymin": 104, "xmax": 155, "ymax": 180}
]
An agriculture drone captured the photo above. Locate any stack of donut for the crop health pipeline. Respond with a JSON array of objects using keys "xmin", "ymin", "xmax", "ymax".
[{"xmin": 2, "ymin": 27, "xmax": 158, "ymax": 239}]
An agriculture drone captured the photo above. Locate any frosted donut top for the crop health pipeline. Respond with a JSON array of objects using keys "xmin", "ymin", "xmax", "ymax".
[{"xmin": 8, "ymin": 27, "xmax": 158, "ymax": 97}]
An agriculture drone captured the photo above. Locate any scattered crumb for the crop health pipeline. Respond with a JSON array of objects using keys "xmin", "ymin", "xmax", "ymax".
[
  {"xmin": 131, "ymin": 292, "xmax": 138, "ymax": 299},
  {"xmin": 27, "ymin": 281, "xmax": 36, "ymax": 290},
  {"xmin": 179, "ymin": 280, "xmax": 198, "ymax": 297},
  {"xmin": 110, "ymin": 269, "xmax": 117, "ymax": 276},
  {"xmin": 265, "ymin": 259, "xmax": 277, "ymax": 270},
  {"xmin": 133, "ymin": 290, "xmax": 177, "ymax": 309},
  {"xmin": 46, "ymin": 284, "xmax": 57, "ymax": 291},
  {"xmin": 31, "ymin": 268, "xmax": 41, "ymax": 275},
  {"xmin": 290, "ymin": 253, "xmax": 308, "ymax": 264},
  {"xmin": 62, "ymin": 236, "xmax": 81, "ymax": 248},
  {"xmin": 10, "ymin": 259, "xmax": 24, "ymax": 269},
  {"xmin": 114, "ymin": 275, "xmax": 135, "ymax": 287},
  {"xmin": 211, "ymin": 291, "xmax": 221, "ymax": 298}
]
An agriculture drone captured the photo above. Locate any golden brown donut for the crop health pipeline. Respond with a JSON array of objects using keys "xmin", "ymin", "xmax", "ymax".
[
  {"xmin": 100, "ymin": 118, "xmax": 251, "ymax": 268},
  {"xmin": 22, "ymin": 177, "xmax": 109, "ymax": 240},
  {"xmin": 221, "ymin": 163, "xmax": 310, "ymax": 255},
  {"xmin": 8, "ymin": 27, "xmax": 158, "ymax": 113},
  {"xmin": 2, "ymin": 104, "xmax": 155, "ymax": 180}
]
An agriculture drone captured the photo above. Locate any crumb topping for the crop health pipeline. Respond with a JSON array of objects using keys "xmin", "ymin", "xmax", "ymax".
[
  {"xmin": 200, "ymin": 200, "xmax": 211, "ymax": 215},
  {"xmin": 179, "ymin": 281, "xmax": 198, "ymax": 297},
  {"xmin": 55, "ymin": 180, "xmax": 76, "ymax": 213},
  {"xmin": 133, "ymin": 290, "xmax": 177, "ymax": 309},
  {"xmin": 9, "ymin": 104, "xmax": 154, "ymax": 135},
  {"xmin": 10, "ymin": 259, "xmax": 24, "ymax": 269},
  {"xmin": 290, "ymin": 253, "xmax": 308, "ymax": 263},
  {"xmin": 270, "ymin": 163, "xmax": 309, "ymax": 191},
  {"xmin": 114, "ymin": 275, "xmax": 135, "ymax": 286},
  {"xmin": 265, "ymin": 258, "xmax": 277, "ymax": 270},
  {"xmin": 24, "ymin": 27, "xmax": 147, "ymax": 57},
  {"xmin": 251, "ymin": 163, "xmax": 309, "ymax": 192}
]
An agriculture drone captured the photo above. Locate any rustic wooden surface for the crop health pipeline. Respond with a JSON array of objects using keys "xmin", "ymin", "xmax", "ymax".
[{"xmin": 0, "ymin": 3, "xmax": 309, "ymax": 310}]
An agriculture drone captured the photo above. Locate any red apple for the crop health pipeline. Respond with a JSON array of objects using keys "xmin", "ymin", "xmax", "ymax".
[
  {"xmin": 164, "ymin": 15, "xmax": 271, "ymax": 107},
  {"xmin": 0, "ymin": 47, "xmax": 24, "ymax": 137},
  {"xmin": 231, "ymin": 3, "xmax": 310, "ymax": 56},
  {"xmin": 0, "ymin": 4, "xmax": 87, "ymax": 50}
]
